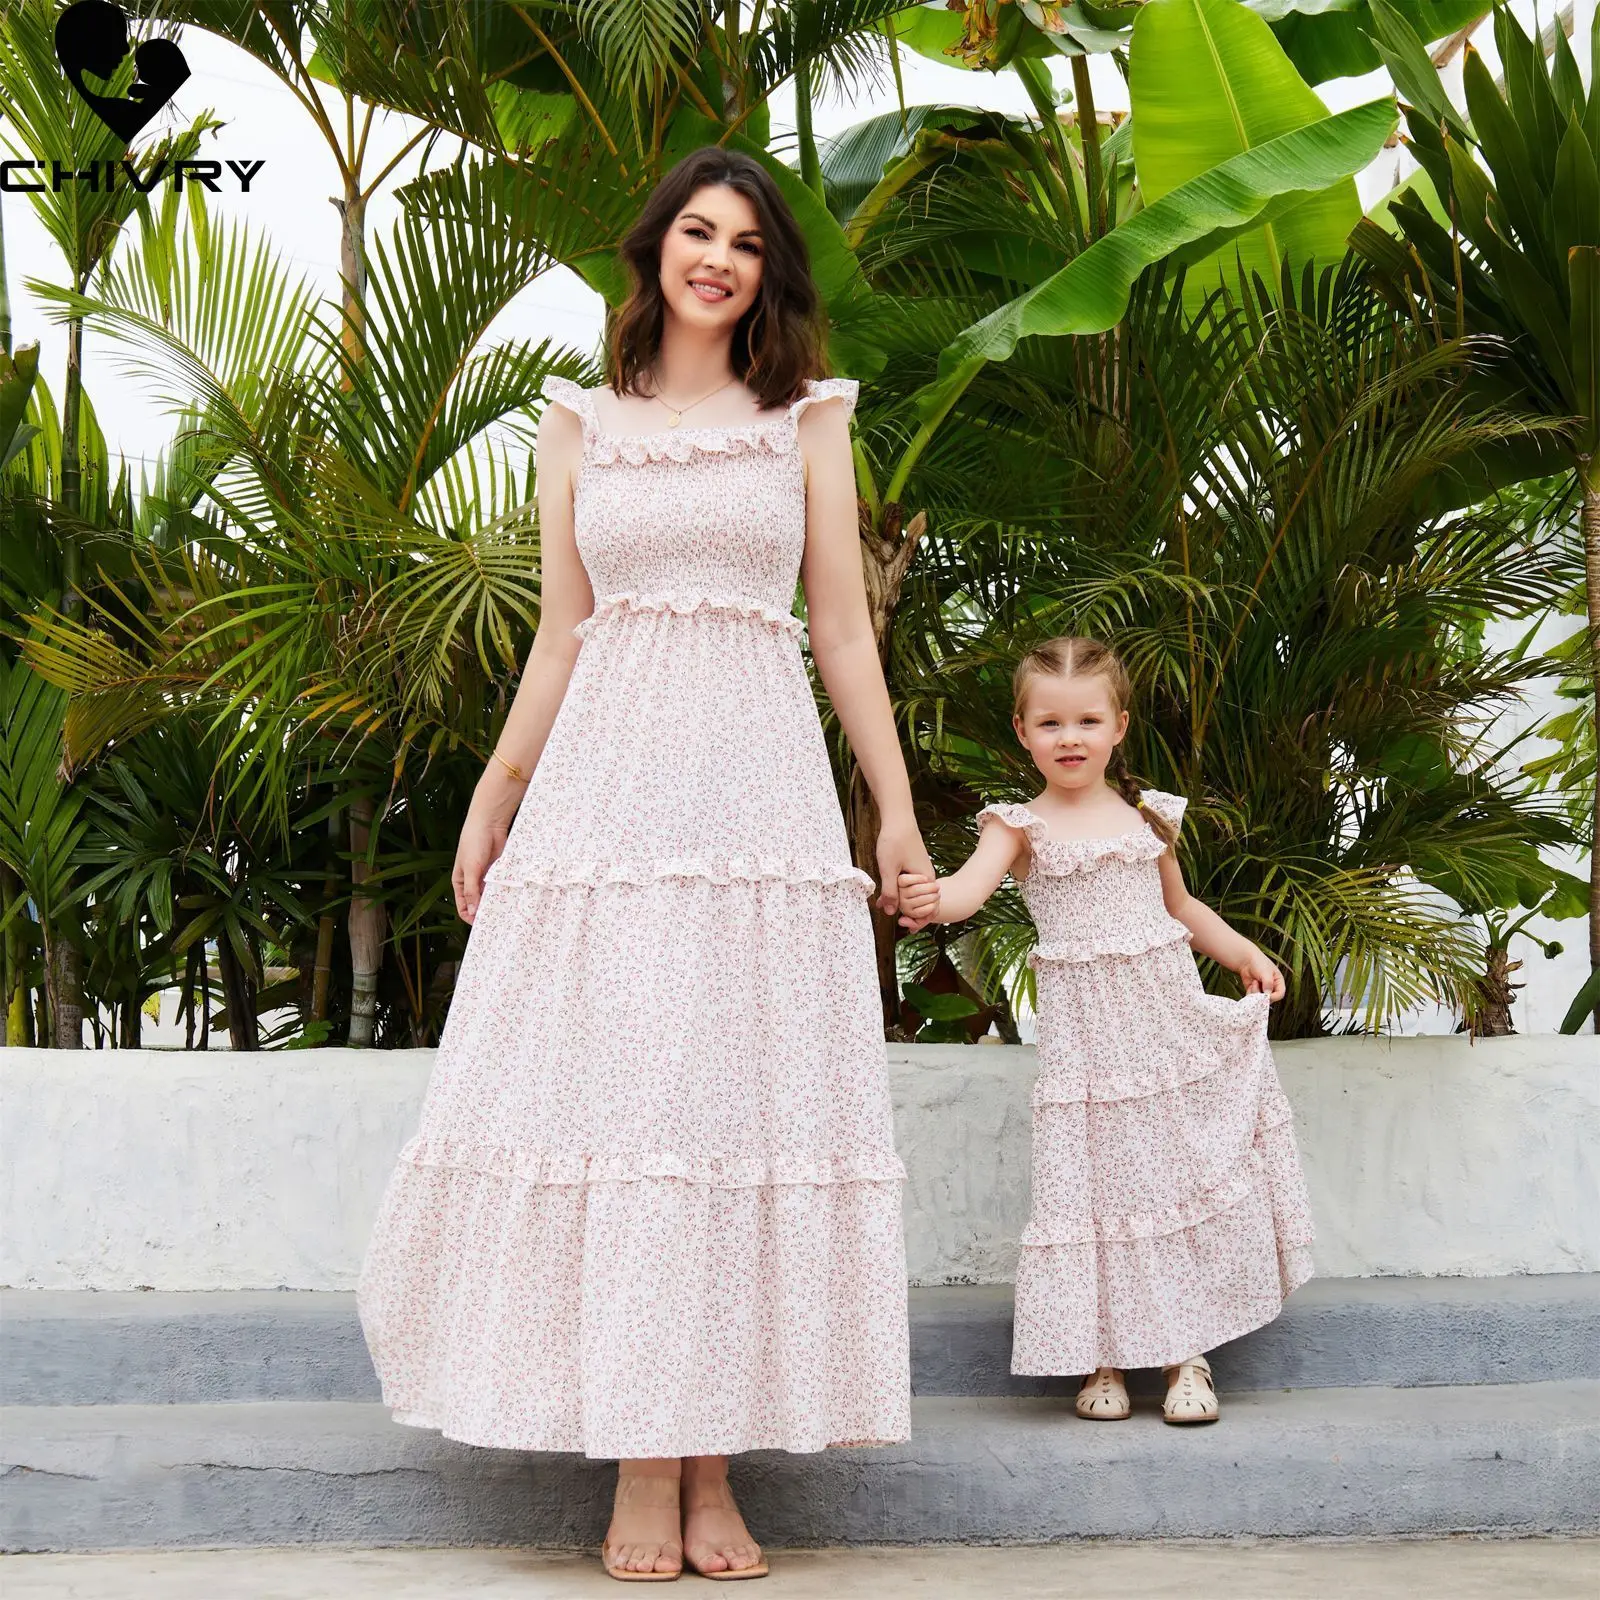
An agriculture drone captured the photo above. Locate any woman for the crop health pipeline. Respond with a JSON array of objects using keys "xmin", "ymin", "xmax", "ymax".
[{"xmin": 358, "ymin": 146, "xmax": 932, "ymax": 1582}]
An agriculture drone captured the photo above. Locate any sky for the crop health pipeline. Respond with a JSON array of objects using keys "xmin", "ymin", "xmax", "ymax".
[{"xmin": 4, "ymin": 1, "xmax": 1594, "ymax": 1033}]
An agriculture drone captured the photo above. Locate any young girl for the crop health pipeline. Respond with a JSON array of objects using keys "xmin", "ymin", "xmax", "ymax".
[
  {"xmin": 358, "ymin": 147, "xmax": 931, "ymax": 1581},
  {"xmin": 897, "ymin": 636, "xmax": 1314, "ymax": 1424}
]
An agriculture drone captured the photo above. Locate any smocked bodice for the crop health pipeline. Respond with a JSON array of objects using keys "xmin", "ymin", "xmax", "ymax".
[
  {"xmin": 544, "ymin": 374, "xmax": 858, "ymax": 632},
  {"xmin": 482, "ymin": 374, "xmax": 867, "ymax": 891},
  {"xmin": 978, "ymin": 793, "xmax": 1192, "ymax": 966}
]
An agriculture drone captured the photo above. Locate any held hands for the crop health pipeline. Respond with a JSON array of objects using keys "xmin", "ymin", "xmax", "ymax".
[
  {"xmin": 1237, "ymin": 946, "xmax": 1286, "ymax": 1001},
  {"xmin": 875, "ymin": 818, "xmax": 936, "ymax": 931},
  {"xmin": 895, "ymin": 871, "xmax": 941, "ymax": 931}
]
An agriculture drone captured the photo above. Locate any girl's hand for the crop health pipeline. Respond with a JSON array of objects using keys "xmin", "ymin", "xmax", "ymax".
[
  {"xmin": 875, "ymin": 817, "xmax": 935, "ymax": 925},
  {"xmin": 1237, "ymin": 947, "xmax": 1286, "ymax": 1001},
  {"xmin": 452, "ymin": 770, "xmax": 524, "ymax": 923},
  {"xmin": 896, "ymin": 871, "xmax": 941, "ymax": 931}
]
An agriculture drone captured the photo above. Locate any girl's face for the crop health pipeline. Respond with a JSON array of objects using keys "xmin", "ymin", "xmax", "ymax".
[
  {"xmin": 1014, "ymin": 671, "xmax": 1130, "ymax": 795},
  {"xmin": 658, "ymin": 184, "xmax": 765, "ymax": 335}
]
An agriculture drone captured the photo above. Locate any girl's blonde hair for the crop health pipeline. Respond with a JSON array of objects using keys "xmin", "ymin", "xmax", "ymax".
[{"xmin": 1011, "ymin": 636, "xmax": 1179, "ymax": 847}]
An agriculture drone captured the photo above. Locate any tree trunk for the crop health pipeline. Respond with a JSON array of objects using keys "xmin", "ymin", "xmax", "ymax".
[
  {"xmin": 60, "ymin": 308, "xmax": 84, "ymax": 618},
  {"xmin": 1473, "ymin": 943, "xmax": 1518, "ymax": 1038},
  {"xmin": 1583, "ymin": 461, "xmax": 1599, "ymax": 1031},
  {"xmin": 216, "ymin": 939, "xmax": 260, "ymax": 1051},
  {"xmin": 2, "ymin": 864, "xmax": 27, "ymax": 1047},
  {"xmin": 44, "ymin": 935, "xmax": 83, "ymax": 1049},
  {"xmin": 346, "ymin": 796, "xmax": 386, "ymax": 1047}
]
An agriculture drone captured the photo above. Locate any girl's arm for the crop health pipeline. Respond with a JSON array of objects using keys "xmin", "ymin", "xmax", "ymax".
[
  {"xmin": 1157, "ymin": 850, "xmax": 1285, "ymax": 999},
  {"xmin": 452, "ymin": 401, "xmax": 594, "ymax": 923},
  {"xmin": 920, "ymin": 821, "xmax": 1025, "ymax": 925},
  {"xmin": 797, "ymin": 396, "xmax": 932, "ymax": 915}
]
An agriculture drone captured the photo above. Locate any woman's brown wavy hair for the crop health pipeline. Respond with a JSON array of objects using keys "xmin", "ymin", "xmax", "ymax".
[
  {"xmin": 606, "ymin": 147, "xmax": 829, "ymax": 411},
  {"xmin": 1011, "ymin": 636, "xmax": 1179, "ymax": 848}
]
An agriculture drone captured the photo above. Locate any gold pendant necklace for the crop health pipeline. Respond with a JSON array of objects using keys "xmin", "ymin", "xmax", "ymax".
[{"xmin": 654, "ymin": 374, "xmax": 736, "ymax": 427}]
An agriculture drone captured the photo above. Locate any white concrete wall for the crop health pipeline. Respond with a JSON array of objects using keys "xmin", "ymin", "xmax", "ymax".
[{"xmin": 2, "ymin": 1037, "xmax": 1595, "ymax": 1291}]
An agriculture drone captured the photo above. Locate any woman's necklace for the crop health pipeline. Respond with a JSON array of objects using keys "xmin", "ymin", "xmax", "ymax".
[{"xmin": 648, "ymin": 372, "xmax": 738, "ymax": 427}]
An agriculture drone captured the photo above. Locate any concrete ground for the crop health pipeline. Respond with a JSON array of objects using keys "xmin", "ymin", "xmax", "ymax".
[{"xmin": 2, "ymin": 1541, "xmax": 1594, "ymax": 1600}]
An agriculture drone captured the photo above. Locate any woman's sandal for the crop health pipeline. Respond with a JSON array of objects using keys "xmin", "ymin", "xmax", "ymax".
[
  {"xmin": 601, "ymin": 1472, "xmax": 684, "ymax": 1582},
  {"xmin": 601, "ymin": 1542, "xmax": 683, "ymax": 1583},
  {"xmin": 1162, "ymin": 1354, "xmax": 1220, "ymax": 1424},
  {"xmin": 1075, "ymin": 1366, "xmax": 1131, "ymax": 1420},
  {"xmin": 683, "ymin": 1552, "xmax": 770, "ymax": 1582}
]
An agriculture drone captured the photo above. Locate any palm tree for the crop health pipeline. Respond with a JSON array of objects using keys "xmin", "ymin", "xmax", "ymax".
[
  {"xmin": 1353, "ymin": 0, "xmax": 1599, "ymax": 1024},
  {"xmin": 898, "ymin": 262, "xmax": 1574, "ymax": 1035}
]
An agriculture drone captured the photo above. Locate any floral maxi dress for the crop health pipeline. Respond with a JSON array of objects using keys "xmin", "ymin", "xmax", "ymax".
[
  {"xmin": 357, "ymin": 377, "xmax": 911, "ymax": 1459},
  {"xmin": 978, "ymin": 795, "xmax": 1315, "ymax": 1374}
]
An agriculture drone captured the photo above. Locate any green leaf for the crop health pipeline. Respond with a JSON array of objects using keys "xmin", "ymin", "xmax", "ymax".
[
  {"xmin": 1265, "ymin": 0, "xmax": 1487, "ymax": 88},
  {"xmin": 1131, "ymin": 0, "xmax": 1369, "ymax": 304},
  {"xmin": 903, "ymin": 982, "xmax": 980, "ymax": 1021},
  {"xmin": 1572, "ymin": 247, "xmax": 1600, "ymax": 456},
  {"xmin": 1559, "ymin": 966, "xmax": 1600, "ymax": 1033},
  {"xmin": 926, "ymin": 96, "xmax": 1396, "ymax": 406},
  {"xmin": 1364, "ymin": 0, "xmax": 1471, "ymax": 140}
]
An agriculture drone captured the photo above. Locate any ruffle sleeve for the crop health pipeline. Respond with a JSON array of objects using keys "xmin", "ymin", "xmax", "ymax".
[
  {"xmin": 1138, "ymin": 788, "xmax": 1187, "ymax": 832},
  {"xmin": 791, "ymin": 377, "xmax": 859, "ymax": 425}
]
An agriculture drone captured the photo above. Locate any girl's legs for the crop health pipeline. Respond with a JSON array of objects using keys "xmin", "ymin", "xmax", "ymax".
[
  {"xmin": 604, "ymin": 1457, "xmax": 683, "ymax": 1576},
  {"xmin": 681, "ymin": 1453, "xmax": 764, "ymax": 1574}
]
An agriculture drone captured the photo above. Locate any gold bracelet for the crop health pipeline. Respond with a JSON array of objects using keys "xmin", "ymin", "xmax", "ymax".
[{"xmin": 491, "ymin": 749, "xmax": 527, "ymax": 783}]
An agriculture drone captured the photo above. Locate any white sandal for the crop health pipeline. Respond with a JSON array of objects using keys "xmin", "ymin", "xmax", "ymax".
[
  {"xmin": 1162, "ymin": 1354, "xmax": 1219, "ymax": 1424},
  {"xmin": 1075, "ymin": 1366, "xmax": 1131, "ymax": 1420}
]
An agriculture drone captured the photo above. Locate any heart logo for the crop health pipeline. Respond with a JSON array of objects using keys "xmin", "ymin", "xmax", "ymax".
[{"xmin": 54, "ymin": 0, "xmax": 190, "ymax": 144}]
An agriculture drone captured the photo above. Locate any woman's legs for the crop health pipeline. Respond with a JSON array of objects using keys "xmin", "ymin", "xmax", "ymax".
[
  {"xmin": 681, "ymin": 1453, "xmax": 763, "ymax": 1575},
  {"xmin": 604, "ymin": 1457, "xmax": 683, "ymax": 1576}
]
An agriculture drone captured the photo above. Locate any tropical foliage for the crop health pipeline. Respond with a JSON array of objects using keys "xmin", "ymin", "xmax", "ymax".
[{"xmin": 1, "ymin": 0, "xmax": 1589, "ymax": 1048}]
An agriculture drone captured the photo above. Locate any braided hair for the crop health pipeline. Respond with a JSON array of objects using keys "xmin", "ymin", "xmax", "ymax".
[{"xmin": 1011, "ymin": 636, "xmax": 1179, "ymax": 849}]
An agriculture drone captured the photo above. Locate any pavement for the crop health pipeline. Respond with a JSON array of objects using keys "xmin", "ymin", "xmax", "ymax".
[{"xmin": 2, "ymin": 1540, "xmax": 1595, "ymax": 1600}]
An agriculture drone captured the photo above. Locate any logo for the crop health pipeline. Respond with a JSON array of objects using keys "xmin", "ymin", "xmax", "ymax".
[
  {"xmin": 54, "ymin": 0, "xmax": 190, "ymax": 143},
  {"xmin": 0, "ymin": 0, "xmax": 265, "ymax": 194}
]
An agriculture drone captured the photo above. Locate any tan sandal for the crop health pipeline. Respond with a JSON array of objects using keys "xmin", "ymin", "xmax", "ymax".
[
  {"xmin": 1075, "ymin": 1366, "xmax": 1131, "ymax": 1420},
  {"xmin": 683, "ymin": 1552, "xmax": 770, "ymax": 1582},
  {"xmin": 602, "ymin": 1471, "xmax": 683, "ymax": 1582},
  {"xmin": 1162, "ymin": 1354, "xmax": 1219, "ymax": 1424}
]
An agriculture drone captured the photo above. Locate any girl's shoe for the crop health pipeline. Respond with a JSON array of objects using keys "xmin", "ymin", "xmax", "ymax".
[
  {"xmin": 601, "ymin": 1543, "xmax": 682, "ymax": 1583},
  {"xmin": 683, "ymin": 1552, "xmax": 770, "ymax": 1582},
  {"xmin": 1075, "ymin": 1366, "xmax": 1131, "ymax": 1419},
  {"xmin": 1162, "ymin": 1355, "xmax": 1219, "ymax": 1424}
]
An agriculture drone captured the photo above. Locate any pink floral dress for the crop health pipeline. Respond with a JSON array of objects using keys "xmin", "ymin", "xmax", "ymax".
[
  {"xmin": 357, "ymin": 377, "xmax": 911, "ymax": 1459},
  {"xmin": 978, "ymin": 795, "xmax": 1315, "ymax": 1374}
]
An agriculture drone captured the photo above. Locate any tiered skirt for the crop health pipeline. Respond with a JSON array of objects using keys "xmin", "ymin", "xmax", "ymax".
[{"xmin": 1013, "ymin": 934, "xmax": 1315, "ymax": 1375}]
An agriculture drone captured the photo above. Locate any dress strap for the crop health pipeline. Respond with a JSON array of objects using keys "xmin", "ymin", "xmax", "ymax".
[
  {"xmin": 542, "ymin": 376, "xmax": 600, "ymax": 440},
  {"xmin": 976, "ymin": 802, "xmax": 1049, "ymax": 846},
  {"xmin": 1137, "ymin": 788, "xmax": 1188, "ymax": 831},
  {"xmin": 789, "ymin": 377, "xmax": 859, "ymax": 426}
]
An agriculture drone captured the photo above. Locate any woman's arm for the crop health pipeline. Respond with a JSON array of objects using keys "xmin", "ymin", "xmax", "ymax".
[
  {"xmin": 1157, "ymin": 851, "xmax": 1285, "ymax": 998},
  {"xmin": 452, "ymin": 401, "xmax": 594, "ymax": 923},
  {"xmin": 797, "ymin": 395, "xmax": 932, "ymax": 916}
]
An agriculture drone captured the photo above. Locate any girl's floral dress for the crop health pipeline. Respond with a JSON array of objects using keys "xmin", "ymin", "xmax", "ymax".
[
  {"xmin": 357, "ymin": 378, "xmax": 910, "ymax": 1458},
  {"xmin": 980, "ymin": 795, "xmax": 1315, "ymax": 1373}
]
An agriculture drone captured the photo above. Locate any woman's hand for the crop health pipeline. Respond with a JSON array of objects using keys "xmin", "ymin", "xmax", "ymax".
[
  {"xmin": 876, "ymin": 817, "xmax": 935, "ymax": 929},
  {"xmin": 896, "ymin": 871, "xmax": 941, "ymax": 930},
  {"xmin": 1237, "ymin": 947, "xmax": 1286, "ymax": 1001},
  {"xmin": 452, "ymin": 771, "xmax": 525, "ymax": 924}
]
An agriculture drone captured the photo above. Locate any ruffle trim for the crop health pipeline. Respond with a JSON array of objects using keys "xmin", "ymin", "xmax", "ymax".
[
  {"xmin": 546, "ymin": 376, "xmax": 858, "ymax": 466},
  {"xmin": 1019, "ymin": 1107, "xmax": 1302, "ymax": 1246},
  {"xmin": 574, "ymin": 590, "xmax": 803, "ymax": 640},
  {"xmin": 1031, "ymin": 997, "xmax": 1272, "ymax": 1105},
  {"xmin": 1027, "ymin": 924, "xmax": 1193, "ymax": 968},
  {"xmin": 977, "ymin": 802, "xmax": 1170, "ymax": 878},
  {"xmin": 486, "ymin": 855, "xmax": 875, "ymax": 894},
  {"xmin": 398, "ymin": 1135, "xmax": 905, "ymax": 1189}
]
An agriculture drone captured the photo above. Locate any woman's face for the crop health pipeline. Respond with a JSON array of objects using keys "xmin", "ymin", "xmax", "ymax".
[{"xmin": 658, "ymin": 183, "xmax": 765, "ymax": 334}]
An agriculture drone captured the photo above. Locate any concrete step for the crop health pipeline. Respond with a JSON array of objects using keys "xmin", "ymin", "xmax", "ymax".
[
  {"xmin": 4, "ymin": 1384, "xmax": 1597, "ymax": 1550},
  {"xmin": 5, "ymin": 1276, "xmax": 1596, "ymax": 1407}
]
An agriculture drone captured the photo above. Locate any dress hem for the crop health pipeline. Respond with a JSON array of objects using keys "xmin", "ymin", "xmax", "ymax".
[
  {"xmin": 384, "ymin": 1405, "xmax": 911, "ymax": 1459},
  {"xmin": 1009, "ymin": 1244, "xmax": 1317, "ymax": 1375}
]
